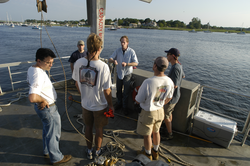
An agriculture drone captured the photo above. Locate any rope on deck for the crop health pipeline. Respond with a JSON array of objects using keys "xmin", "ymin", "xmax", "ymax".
[
  {"xmin": 159, "ymin": 144, "xmax": 194, "ymax": 166},
  {"xmin": 0, "ymin": 92, "xmax": 28, "ymax": 107}
]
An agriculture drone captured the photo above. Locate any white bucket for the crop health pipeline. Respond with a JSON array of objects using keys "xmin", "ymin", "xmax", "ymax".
[{"xmin": 111, "ymin": 84, "xmax": 116, "ymax": 98}]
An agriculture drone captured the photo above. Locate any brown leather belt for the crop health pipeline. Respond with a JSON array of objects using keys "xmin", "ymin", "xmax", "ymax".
[{"xmin": 49, "ymin": 103, "xmax": 56, "ymax": 107}]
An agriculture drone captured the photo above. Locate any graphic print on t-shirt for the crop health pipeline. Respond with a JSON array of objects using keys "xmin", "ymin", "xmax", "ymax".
[
  {"xmin": 79, "ymin": 65, "xmax": 98, "ymax": 87},
  {"xmin": 153, "ymin": 85, "xmax": 168, "ymax": 103}
]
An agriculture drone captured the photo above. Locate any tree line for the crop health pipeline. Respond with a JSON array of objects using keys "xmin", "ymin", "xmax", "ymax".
[
  {"xmin": 106, "ymin": 17, "xmax": 225, "ymax": 29},
  {"xmin": 26, "ymin": 17, "xmax": 216, "ymax": 28},
  {"xmin": 24, "ymin": 17, "xmax": 247, "ymax": 31}
]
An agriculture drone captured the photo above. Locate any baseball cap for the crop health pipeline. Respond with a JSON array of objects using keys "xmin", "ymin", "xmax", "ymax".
[
  {"xmin": 77, "ymin": 40, "xmax": 84, "ymax": 45},
  {"xmin": 154, "ymin": 56, "xmax": 169, "ymax": 69},
  {"xmin": 165, "ymin": 48, "xmax": 180, "ymax": 58}
]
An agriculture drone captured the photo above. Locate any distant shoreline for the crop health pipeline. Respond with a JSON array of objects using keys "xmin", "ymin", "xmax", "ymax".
[
  {"xmin": 0, "ymin": 23, "xmax": 248, "ymax": 34},
  {"xmin": 108, "ymin": 26, "xmax": 249, "ymax": 34},
  {"xmin": 103, "ymin": 25, "xmax": 249, "ymax": 34}
]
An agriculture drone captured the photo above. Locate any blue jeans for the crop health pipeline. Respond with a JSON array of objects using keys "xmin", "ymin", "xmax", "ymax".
[
  {"xmin": 34, "ymin": 104, "xmax": 64, "ymax": 163},
  {"xmin": 116, "ymin": 74, "xmax": 132, "ymax": 108}
]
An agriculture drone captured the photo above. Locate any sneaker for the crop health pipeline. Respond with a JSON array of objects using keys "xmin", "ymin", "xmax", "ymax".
[
  {"xmin": 166, "ymin": 133, "xmax": 173, "ymax": 140},
  {"xmin": 161, "ymin": 132, "xmax": 173, "ymax": 140},
  {"xmin": 86, "ymin": 149, "xmax": 93, "ymax": 160},
  {"xmin": 136, "ymin": 150, "xmax": 152, "ymax": 160},
  {"xmin": 53, "ymin": 155, "xmax": 72, "ymax": 165},
  {"xmin": 151, "ymin": 148, "xmax": 159, "ymax": 160},
  {"xmin": 95, "ymin": 148, "xmax": 103, "ymax": 157}
]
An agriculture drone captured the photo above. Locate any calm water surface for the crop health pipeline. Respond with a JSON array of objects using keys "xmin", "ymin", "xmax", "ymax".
[{"xmin": 0, "ymin": 25, "xmax": 250, "ymax": 143}]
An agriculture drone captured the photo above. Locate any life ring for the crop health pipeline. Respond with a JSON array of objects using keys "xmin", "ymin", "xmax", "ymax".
[{"xmin": 132, "ymin": 86, "xmax": 140, "ymax": 102}]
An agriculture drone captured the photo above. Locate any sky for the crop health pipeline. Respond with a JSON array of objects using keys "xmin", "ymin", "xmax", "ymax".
[{"xmin": 0, "ymin": 0, "xmax": 250, "ymax": 28}]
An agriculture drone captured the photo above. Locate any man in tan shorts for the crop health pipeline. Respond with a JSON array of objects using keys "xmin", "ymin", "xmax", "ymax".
[{"xmin": 135, "ymin": 57, "xmax": 174, "ymax": 160}]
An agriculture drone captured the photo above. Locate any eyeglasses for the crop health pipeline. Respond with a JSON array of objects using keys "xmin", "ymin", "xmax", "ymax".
[{"xmin": 42, "ymin": 61, "xmax": 54, "ymax": 65}]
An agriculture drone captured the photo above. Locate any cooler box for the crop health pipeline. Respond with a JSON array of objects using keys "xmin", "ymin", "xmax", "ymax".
[{"xmin": 192, "ymin": 111, "xmax": 237, "ymax": 148}]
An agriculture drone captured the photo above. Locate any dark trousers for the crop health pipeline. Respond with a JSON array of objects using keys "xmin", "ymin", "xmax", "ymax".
[{"xmin": 116, "ymin": 74, "xmax": 132, "ymax": 108}]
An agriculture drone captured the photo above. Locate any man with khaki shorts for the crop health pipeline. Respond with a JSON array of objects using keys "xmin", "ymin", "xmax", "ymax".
[
  {"xmin": 72, "ymin": 33, "xmax": 114, "ymax": 160},
  {"xmin": 135, "ymin": 57, "xmax": 174, "ymax": 160}
]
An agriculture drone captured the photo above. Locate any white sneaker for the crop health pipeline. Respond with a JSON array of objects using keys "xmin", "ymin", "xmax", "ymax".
[{"xmin": 86, "ymin": 149, "xmax": 93, "ymax": 160}]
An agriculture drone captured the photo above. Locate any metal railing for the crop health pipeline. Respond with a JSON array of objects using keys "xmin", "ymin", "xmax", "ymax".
[
  {"xmin": 0, "ymin": 56, "xmax": 109, "ymax": 94},
  {"xmin": 0, "ymin": 56, "xmax": 71, "ymax": 94},
  {"xmin": 194, "ymin": 85, "xmax": 250, "ymax": 146}
]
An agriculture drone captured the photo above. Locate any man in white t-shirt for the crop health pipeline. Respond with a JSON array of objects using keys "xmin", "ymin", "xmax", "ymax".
[
  {"xmin": 135, "ymin": 57, "xmax": 174, "ymax": 160},
  {"xmin": 72, "ymin": 33, "xmax": 114, "ymax": 160},
  {"xmin": 27, "ymin": 48, "xmax": 72, "ymax": 165}
]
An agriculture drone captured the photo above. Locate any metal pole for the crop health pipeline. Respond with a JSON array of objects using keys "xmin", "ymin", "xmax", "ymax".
[
  {"xmin": 7, "ymin": 66, "xmax": 14, "ymax": 91},
  {"xmin": 195, "ymin": 86, "xmax": 203, "ymax": 114},
  {"xmin": 241, "ymin": 120, "xmax": 250, "ymax": 146},
  {"xmin": 87, "ymin": 0, "xmax": 106, "ymax": 49},
  {"xmin": 189, "ymin": 86, "xmax": 203, "ymax": 135}
]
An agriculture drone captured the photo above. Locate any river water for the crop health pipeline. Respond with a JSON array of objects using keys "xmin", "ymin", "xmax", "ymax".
[{"xmin": 0, "ymin": 25, "xmax": 250, "ymax": 143}]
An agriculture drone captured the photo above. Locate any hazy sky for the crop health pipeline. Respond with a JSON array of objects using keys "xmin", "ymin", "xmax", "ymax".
[{"xmin": 1, "ymin": 0, "xmax": 250, "ymax": 27}]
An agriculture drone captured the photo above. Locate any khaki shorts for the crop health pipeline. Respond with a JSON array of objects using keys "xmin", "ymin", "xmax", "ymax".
[
  {"xmin": 136, "ymin": 108, "xmax": 164, "ymax": 136},
  {"xmin": 164, "ymin": 103, "xmax": 176, "ymax": 119},
  {"xmin": 82, "ymin": 107, "xmax": 108, "ymax": 128}
]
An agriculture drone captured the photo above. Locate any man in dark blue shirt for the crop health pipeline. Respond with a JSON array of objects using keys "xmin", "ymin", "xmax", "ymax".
[
  {"xmin": 163, "ymin": 48, "xmax": 185, "ymax": 140},
  {"xmin": 68, "ymin": 40, "xmax": 87, "ymax": 72}
]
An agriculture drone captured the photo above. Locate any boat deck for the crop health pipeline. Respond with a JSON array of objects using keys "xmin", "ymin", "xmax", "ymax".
[{"xmin": 0, "ymin": 87, "xmax": 250, "ymax": 166}]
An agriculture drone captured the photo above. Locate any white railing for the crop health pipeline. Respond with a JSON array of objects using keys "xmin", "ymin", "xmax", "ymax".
[
  {"xmin": 0, "ymin": 56, "xmax": 109, "ymax": 94},
  {"xmin": 0, "ymin": 56, "xmax": 71, "ymax": 94}
]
